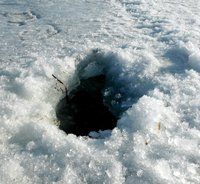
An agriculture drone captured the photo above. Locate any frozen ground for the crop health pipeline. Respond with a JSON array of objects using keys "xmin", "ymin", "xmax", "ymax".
[{"xmin": 0, "ymin": 0, "xmax": 200, "ymax": 183}]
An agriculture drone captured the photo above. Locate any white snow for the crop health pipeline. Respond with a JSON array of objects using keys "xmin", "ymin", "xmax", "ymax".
[{"xmin": 1, "ymin": 0, "xmax": 200, "ymax": 183}]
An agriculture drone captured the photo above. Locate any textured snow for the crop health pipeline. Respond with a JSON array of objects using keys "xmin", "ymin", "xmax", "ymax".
[{"xmin": 0, "ymin": 0, "xmax": 200, "ymax": 183}]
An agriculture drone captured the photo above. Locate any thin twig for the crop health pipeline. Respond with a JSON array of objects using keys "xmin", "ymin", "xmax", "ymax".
[{"xmin": 52, "ymin": 74, "xmax": 68, "ymax": 103}]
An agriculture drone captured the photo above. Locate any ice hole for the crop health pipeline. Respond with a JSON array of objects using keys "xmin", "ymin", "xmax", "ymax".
[{"xmin": 56, "ymin": 74, "xmax": 118, "ymax": 136}]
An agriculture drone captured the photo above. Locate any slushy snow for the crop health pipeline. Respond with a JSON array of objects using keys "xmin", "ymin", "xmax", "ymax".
[{"xmin": 0, "ymin": 0, "xmax": 200, "ymax": 183}]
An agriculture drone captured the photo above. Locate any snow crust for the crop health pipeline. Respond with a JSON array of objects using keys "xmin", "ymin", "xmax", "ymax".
[{"xmin": 0, "ymin": 0, "xmax": 200, "ymax": 183}]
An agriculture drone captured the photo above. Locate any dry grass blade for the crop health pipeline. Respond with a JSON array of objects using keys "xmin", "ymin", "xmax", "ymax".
[{"xmin": 52, "ymin": 74, "xmax": 68, "ymax": 103}]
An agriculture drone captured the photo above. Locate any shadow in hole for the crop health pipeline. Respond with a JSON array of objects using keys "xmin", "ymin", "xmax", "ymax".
[{"xmin": 56, "ymin": 75, "xmax": 117, "ymax": 136}]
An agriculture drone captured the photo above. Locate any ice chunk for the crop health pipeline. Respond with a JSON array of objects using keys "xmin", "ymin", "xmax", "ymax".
[
  {"xmin": 155, "ymin": 159, "xmax": 172, "ymax": 180},
  {"xmin": 82, "ymin": 62, "xmax": 104, "ymax": 78},
  {"xmin": 99, "ymin": 129, "xmax": 112, "ymax": 138},
  {"xmin": 174, "ymin": 137, "xmax": 198, "ymax": 151},
  {"xmin": 188, "ymin": 52, "xmax": 200, "ymax": 73},
  {"xmin": 26, "ymin": 141, "xmax": 37, "ymax": 151},
  {"xmin": 89, "ymin": 131, "xmax": 100, "ymax": 138}
]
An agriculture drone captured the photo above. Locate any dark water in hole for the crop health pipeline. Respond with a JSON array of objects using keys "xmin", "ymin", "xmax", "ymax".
[{"xmin": 56, "ymin": 75, "xmax": 117, "ymax": 136}]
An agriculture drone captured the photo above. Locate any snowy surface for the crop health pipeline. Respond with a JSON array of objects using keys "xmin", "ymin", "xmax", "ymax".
[{"xmin": 1, "ymin": 0, "xmax": 200, "ymax": 183}]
